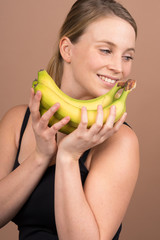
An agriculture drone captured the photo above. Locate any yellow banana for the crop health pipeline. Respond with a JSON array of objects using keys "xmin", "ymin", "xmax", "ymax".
[
  {"xmin": 33, "ymin": 79, "xmax": 136, "ymax": 129},
  {"xmin": 40, "ymin": 106, "xmax": 76, "ymax": 134},
  {"xmin": 36, "ymin": 69, "xmax": 126, "ymax": 110},
  {"xmin": 34, "ymin": 82, "xmax": 84, "ymax": 126}
]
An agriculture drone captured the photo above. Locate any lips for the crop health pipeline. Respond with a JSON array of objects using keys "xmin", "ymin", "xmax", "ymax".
[{"xmin": 97, "ymin": 74, "xmax": 119, "ymax": 84}]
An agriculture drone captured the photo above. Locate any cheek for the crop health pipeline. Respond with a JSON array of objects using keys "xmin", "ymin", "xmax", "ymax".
[
  {"xmin": 123, "ymin": 63, "xmax": 132, "ymax": 77},
  {"xmin": 86, "ymin": 54, "xmax": 103, "ymax": 71}
]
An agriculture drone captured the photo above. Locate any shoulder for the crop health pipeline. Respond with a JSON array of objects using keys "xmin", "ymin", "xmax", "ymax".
[
  {"xmin": 0, "ymin": 105, "xmax": 29, "ymax": 147},
  {"xmin": 89, "ymin": 123, "xmax": 140, "ymax": 178},
  {"xmin": 103, "ymin": 122, "xmax": 139, "ymax": 150},
  {"xmin": 1, "ymin": 104, "xmax": 28, "ymax": 122},
  {"xmin": 0, "ymin": 104, "xmax": 28, "ymax": 129},
  {"xmin": 111, "ymin": 122, "xmax": 139, "ymax": 153},
  {"xmin": 0, "ymin": 105, "xmax": 29, "ymax": 177}
]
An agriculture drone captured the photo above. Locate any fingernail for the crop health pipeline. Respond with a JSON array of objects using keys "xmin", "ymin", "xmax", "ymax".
[
  {"xmin": 55, "ymin": 103, "xmax": 60, "ymax": 107},
  {"xmin": 36, "ymin": 90, "xmax": 41, "ymax": 95},
  {"xmin": 65, "ymin": 116, "xmax": 70, "ymax": 121},
  {"xmin": 98, "ymin": 105, "xmax": 103, "ymax": 109}
]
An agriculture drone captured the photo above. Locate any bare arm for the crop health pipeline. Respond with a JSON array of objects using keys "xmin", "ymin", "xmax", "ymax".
[
  {"xmin": 54, "ymin": 107, "xmax": 139, "ymax": 240},
  {"xmin": 55, "ymin": 152, "xmax": 100, "ymax": 240},
  {"xmin": 0, "ymin": 89, "xmax": 70, "ymax": 228},
  {"xmin": 0, "ymin": 105, "xmax": 51, "ymax": 228},
  {"xmin": 84, "ymin": 125, "xmax": 139, "ymax": 239}
]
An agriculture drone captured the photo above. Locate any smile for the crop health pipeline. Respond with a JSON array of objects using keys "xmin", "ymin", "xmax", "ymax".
[{"xmin": 97, "ymin": 74, "xmax": 117, "ymax": 84}]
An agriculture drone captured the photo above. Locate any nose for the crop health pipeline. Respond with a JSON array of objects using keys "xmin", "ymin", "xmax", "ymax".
[{"xmin": 107, "ymin": 55, "xmax": 122, "ymax": 74}]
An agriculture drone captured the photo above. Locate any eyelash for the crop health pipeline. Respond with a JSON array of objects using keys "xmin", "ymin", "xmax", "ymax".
[
  {"xmin": 100, "ymin": 49, "xmax": 134, "ymax": 61},
  {"xmin": 100, "ymin": 49, "xmax": 111, "ymax": 54},
  {"xmin": 123, "ymin": 56, "xmax": 134, "ymax": 61}
]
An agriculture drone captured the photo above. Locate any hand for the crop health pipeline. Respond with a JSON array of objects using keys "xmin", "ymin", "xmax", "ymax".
[
  {"xmin": 58, "ymin": 105, "xmax": 127, "ymax": 161},
  {"xmin": 29, "ymin": 88, "xmax": 70, "ymax": 162}
]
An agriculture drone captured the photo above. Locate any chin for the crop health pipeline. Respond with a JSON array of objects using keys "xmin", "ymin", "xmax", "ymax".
[{"xmin": 96, "ymin": 89, "xmax": 110, "ymax": 97}]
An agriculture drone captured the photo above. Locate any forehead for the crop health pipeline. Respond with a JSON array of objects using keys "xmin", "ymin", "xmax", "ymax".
[{"xmin": 82, "ymin": 16, "xmax": 136, "ymax": 48}]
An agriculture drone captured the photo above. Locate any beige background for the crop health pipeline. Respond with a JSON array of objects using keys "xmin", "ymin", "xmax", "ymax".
[{"xmin": 0, "ymin": 0, "xmax": 160, "ymax": 239}]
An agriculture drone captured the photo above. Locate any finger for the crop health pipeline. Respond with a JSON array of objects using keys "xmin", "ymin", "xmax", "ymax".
[
  {"xmin": 96, "ymin": 105, "xmax": 103, "ymax": 126},
  {"xmin": 78, "ymin": 106, "xmax": 88, "ymax": 130},
  {"xmin": 28, "ymin": 88, "xmax": 34, "ymax": 108},
  {"xmin": 104, "ymin": 105, "xmax": 116, "ymax": 130},
  {"xmin": 114, "ymin": 112, "xmax": 127, "ymax": 132},
  {"xmin": 89, "ymin": 105, "xmax": 103, "ymax": 134},
  {"xmin": 39, "ymin": 103, "xmax": 60, "ymax": 129},
  {"xmin": 50, "ymin": 116, "xmax": 70, "ymax": 134},
  {"xmin": 30, "ymin": 90, "xmax": 42, "ymax": 123}
]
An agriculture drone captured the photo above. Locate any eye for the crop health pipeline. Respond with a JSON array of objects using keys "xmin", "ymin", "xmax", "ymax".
[
  {"xmin": 123, "ymin": 56, "xmax": 134, "ymax": 62},
  {"xmin": 100, "ymin": 49, "xmax": 112, "ymax": 54}
]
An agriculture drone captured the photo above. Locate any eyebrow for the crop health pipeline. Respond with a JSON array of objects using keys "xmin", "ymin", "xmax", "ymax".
[{"xmin": 97, "ymin": 40, "xmax": 135, "ymax": 52}]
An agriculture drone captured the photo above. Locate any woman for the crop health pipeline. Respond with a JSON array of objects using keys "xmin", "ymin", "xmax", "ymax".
[{"xmin": 0, "ymin": 0, "xmax": 139, "ymax": 239}]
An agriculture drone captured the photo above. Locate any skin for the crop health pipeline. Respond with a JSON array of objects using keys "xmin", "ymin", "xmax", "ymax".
[
  {"xmin": 60, "ymin": 16, "xmax": 135, "ymax": 99},
  {"xmin": 0, "ymin": 16, "xmax": 139, "ymax": 240}
]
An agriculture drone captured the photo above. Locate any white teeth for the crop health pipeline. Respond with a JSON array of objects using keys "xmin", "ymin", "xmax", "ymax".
[{"xmin": 99, "ymin": 75, "xmax": 116, "ymax": 84}]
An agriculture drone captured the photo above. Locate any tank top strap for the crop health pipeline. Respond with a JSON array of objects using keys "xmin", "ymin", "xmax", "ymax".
[
  {"xmin": 13, "ymin": 107, "xmax": 30, "ymax": 170},
  {"xmin": 79, "ymin": 149, "xmax": 90, "ymax": 175},
  {"xmin": 123, "ymin": 121, "xmax": 132, "ymax": 129}
]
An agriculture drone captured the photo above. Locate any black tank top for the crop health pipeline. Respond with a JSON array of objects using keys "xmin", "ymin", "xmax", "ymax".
[{"xmin": 12, "ymin": 107, "xmax": 122, "ymax": 240}]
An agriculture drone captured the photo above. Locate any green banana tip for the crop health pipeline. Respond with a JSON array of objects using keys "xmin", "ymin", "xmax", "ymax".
[
  {"xmin": 32, "ymin": 78, "xmax": 38, "ymax": 88},
  {"xmin": 38, "ymin": 69, "xmax": 45, "ymax": 77}
]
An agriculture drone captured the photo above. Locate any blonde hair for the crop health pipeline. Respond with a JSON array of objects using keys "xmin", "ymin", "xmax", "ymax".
[{"xmin": 47, "ymin": 0, "xmax": 137, "ymax": 87}]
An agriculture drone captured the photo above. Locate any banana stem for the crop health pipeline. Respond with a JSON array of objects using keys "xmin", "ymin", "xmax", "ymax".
[
  {"xmin": 101, "ymin": 82, "xmax": 125, "ymax": 107},
  {"xmin": 116, "ymin": 78, "xmax": 136, "ymax": 103},
  {"xmin": 108, "ymin": 83, "xmax": 121, "ymax": 96},
  {"xmin": 118, "ymin": 88, "xmax": 130, "ymax": 102}
]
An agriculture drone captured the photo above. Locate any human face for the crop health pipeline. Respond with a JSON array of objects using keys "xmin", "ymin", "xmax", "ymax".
[{"xmin": 66, "ymin": 16, "xmax": 136, "ymax": 99}]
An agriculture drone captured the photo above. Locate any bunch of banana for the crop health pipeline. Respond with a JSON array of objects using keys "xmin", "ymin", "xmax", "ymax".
[
  {"xmin": 32, "ymin": 70, "xmax": 136, "ymax": 134},
  {"xmin": 34, "ymin": 70, "xmax": 126, "ymax": 109}
]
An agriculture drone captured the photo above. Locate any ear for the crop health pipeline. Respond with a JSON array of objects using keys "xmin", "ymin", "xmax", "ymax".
[{"xmin": 59, "ymin": 36, "xmax": 73, "ymax": 63}]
